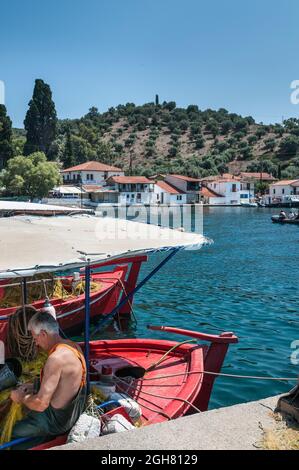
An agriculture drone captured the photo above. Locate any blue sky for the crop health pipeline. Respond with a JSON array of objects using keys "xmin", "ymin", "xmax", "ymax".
[{"xmin": 1, "ymin": 0, "xmax": 299, "ymax": 127}]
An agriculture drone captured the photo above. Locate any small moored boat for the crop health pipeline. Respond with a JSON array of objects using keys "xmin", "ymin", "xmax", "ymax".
[
  {"xmin": 31, "ymin": 325, "xmax": 238, "ymax": 450},
  {"xmin": 271, "ymin": 215, "xmax": 299, "ymax": 224}
]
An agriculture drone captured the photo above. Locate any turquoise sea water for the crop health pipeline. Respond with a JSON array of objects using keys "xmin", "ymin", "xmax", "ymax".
[{"xmin": 90, "ymin": 207, "xmax": 299, "ymax": 409}]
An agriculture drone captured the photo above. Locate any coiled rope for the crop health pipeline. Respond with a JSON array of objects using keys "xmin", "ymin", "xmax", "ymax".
[{"xmin": 7, "ymin": 306, "xmax": 38, "ymax": 361}]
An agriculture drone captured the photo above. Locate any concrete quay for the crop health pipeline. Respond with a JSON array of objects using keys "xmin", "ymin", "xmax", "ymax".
[{"xmin": 53, "ymin": 395, "xmax": 282, "ymax": 451}]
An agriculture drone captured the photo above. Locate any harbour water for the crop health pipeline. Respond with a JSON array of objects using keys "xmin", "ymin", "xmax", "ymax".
[{"xmin": 89, "ymin": 207, "xmax": 299, "ymax": 409}]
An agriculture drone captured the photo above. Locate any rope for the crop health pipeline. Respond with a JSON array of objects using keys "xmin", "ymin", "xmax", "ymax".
[
  {"xmin": 114, "ymin": 376, "xmax": 201, "ymax": 414},
  {"xmin": 117, "ymin": 279, "xmax": 137, "ymax": 324},
  {"xmin": 140, "ymin": 370, "xmax": 299, "ymax": 382},
  {"xmin": 146, "ymin": 339, "xmax": 197, "ymax": 372},
  {"xmin": 7, "ymin": 307, "xmax": 38, "ymax": 361}
]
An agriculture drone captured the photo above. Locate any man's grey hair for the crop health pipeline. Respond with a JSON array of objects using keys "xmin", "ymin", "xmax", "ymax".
[{"xmin": 28, "ymin": 311, "xmax": 59, "ymax": 335}]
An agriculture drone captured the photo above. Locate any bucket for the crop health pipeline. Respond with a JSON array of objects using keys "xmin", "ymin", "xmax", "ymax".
[{"xmin": 0, "ymin": 358, "xmax": 22, "ymax": 392}]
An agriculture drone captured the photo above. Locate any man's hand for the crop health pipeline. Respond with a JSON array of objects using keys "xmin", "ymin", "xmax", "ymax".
[
  {"xmin": 18, "ymin": 383, "xmax": 34, "ymax": 394},
  {"xmin": 10, "ymin": 388, "xmax": 26, "ymax": 404}
]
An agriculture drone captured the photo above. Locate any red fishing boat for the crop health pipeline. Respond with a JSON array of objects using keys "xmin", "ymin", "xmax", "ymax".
[
  {"xmin": 0, "ymin": 255, "xmax": 147, "ymax": 346},
  {"xmin": 31, "ymin": 325, "xmax": 237, "ymax": 450}
]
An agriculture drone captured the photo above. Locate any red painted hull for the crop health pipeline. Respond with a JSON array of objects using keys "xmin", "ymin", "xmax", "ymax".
[
  {"xmin": 32, "ymin": 329, "xmax": 238, "ymax": 450},
  {"xmin": 0, "ymin": 265, "xmax": 128, "ymax": 346}
]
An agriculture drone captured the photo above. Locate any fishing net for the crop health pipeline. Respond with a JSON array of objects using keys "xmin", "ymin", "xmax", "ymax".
[
  {"xmin": 0, "ymin": 274, "xmax": 56, "ymax": 308},
  {"xmin": 0, "ymin": 274, "xmax": 102, "ymax": 309},
  {"xmin": 0, "ymin": 352, "xmax": 48, "ymax": 446}
]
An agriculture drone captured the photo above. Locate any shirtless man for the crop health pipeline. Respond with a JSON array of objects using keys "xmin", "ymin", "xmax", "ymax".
[{"xmin": 10, "ymin": 311, "xmax": 87, "ymax": 449}]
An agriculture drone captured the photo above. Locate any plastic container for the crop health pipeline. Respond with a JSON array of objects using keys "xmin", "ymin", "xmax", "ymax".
[
  {"xmin": 109, "ymin": 392, "xmax": 141, "ymax": 423},
  {"xmin": 101, "ymin": 414, "xmax": 135, "ymax": 435}
]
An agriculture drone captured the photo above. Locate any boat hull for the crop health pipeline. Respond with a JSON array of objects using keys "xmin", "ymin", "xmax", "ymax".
[
  {"xmin": 0, "ymin": 266, "xmax": 128, "ymax": 346},
  {"xmin": 31, "ymin": 330, "xmax": 237, "ymax": 450},
  {"xmin": 271, "ymin": 216, "xmax": 299, "ymax": 224}
]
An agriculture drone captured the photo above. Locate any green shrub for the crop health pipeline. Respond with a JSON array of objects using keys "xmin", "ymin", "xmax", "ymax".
[{"xmin": 195, "ymin": 136, "xmax": 205, "ymax": 149}]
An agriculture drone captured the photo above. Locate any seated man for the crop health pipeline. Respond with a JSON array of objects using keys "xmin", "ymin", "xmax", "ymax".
[
  {"xmin": 279, "ymin": 210, "xmax": 287, "ymax": 219},
  {"xmin": 10, "ymin": 312, "xmax": 87, "ymax": 449}
]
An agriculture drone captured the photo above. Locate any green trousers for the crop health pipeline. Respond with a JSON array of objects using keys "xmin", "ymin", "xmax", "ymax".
[{"xmin": 11, "ymin": 386, "xmax": 87, "ymax": 450}]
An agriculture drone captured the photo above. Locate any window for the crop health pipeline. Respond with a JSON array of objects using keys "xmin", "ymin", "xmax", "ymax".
[
  {"xmin": 157, "ymin": 194, "xmax": 159, "ymax": 200},
  {"xmin": 87, "ymin": 174, "xmax": 90, "ymax": 180},
  {"xmin": 90, "ymin": 174, "xmax": 94, "ymax": 181},
  {"xmin": 232, "ymin": 184, "xmax": 237, "ymax": 193},
  {"xmin": 273, "ymin": 189, "xmax": 276, "ymax": 194},
  {"xmin": 177, "ymin": 195, "xmax": 182, "ymax": 201},
  {"xmin": 282, "ymin": 188, "xmax": 285, "ymax": 194},
  {"xmin": 127, "ymin": 194, "xmax": 129, "ymax": 199}
]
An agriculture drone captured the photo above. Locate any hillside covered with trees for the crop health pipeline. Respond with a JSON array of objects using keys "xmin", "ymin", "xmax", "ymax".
[{"xmin": 3, "ymin": 80, "xmax": 299, "ymax": 182}]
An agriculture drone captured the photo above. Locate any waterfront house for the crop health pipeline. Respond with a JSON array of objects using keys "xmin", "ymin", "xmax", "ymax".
[
  {"xmin": 154, "ymin": 180, "xmax": 187, "ymax": 204},
  {"xmin": 200, "ymin": 185, "xmax": 225, "ymax": 205},
  {"xmin": 201, "ymin": 174, "xmax": 252, "ymax": 205},
  {"xmin": 164, "ymin": 175, "xmax": 201, "ymax": 203},
  {"xmin": 61, "ymin": 161, "xmax": 124, "ymax": 185},
  {"xmin": 104, "ymin": 176, "xmax": 155, "ymax": 204},
  {"xmin": 266, "ymin": 179, "xmax": 299, "ymax": 204}
]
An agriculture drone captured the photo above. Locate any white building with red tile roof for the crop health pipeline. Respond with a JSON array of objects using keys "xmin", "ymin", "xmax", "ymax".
[
  {"xmin": 200, "ymin": 186, "xmax": 225, "ymax": 205},
  {"xmin": 200, "ymin": 175, "xmax": 253, "ymax": 205},
  {"xmin": 266, "ymin": 179, "xmax": 299, "ymax": 204},
  {"xmin": 154, "ymin": 181, "xmax": 187, "ymax": 204},
  {"xmin": 165, "ymin": 175, "xmax": 201, "ymax": 203},
  {"xmin": 106, "ymin": 175, "xmax": 155, "ymax": 204},
  {"xmin": 61, "ymin": 161, "xmax": 124, "ymax": 185}
]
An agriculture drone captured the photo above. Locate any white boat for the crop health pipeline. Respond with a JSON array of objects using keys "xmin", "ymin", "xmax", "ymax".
[{"xmin": 240, "ymin": 201, "xmax": 258, "ymax": 207}]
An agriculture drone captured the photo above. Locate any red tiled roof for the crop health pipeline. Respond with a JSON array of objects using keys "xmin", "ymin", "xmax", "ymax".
[
  {"xmin": 149, "ymin": 174, "xmax": 166, "ymax": 180},
  {"xmin": 168, "ymin": 174, "xmax": 200, "ymax": 182},
  {"xmin": 239, "ymin": 172, "xmax": 276, "ymax": 181},
  {"xmin": 156, "ymin": 181, "xmax": 185, "ymax": 194},
  {"xmin": 221, "ymin": 173, "xmax": 240, "ymax": 180},
  {"xmin": 200, "ymin": 186, "xmax": 224, "ymax": 198},
  {"xmin": 204, "ymin": 178, "xmax": 239, "ymax": 184},
  {"xmin": 61, "ymin": 161, "xmax": 123, "ymax": 173},
  {"xmin": 107, "ymin": 176, "xmax": 153, "ymax": 184},
  {"xmin": 272, "ymin": 179, "xmax": 299, "ymax": 186},
  {"xmin": 201, "ymin": 174, "xmax": 240, "ymax": 183},
  {"xmin": 81, "ymin": 185, "xmax": 103, "ymax": 192}
]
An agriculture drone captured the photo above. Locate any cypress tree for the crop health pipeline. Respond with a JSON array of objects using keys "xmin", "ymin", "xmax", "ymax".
[
  {"xmin": 24, "ymin": 79, "xmax": 57, "ymax": 157},
  {"xmin": 155, "ymin": 94, "xmax": 159, "ymax": 106},
  {"xmin": 62, "ymin": 129, "xmax": 75, "ymax": 168},
  {"xmin": 0, "ymin": 104, "xmax": 13, "ymax": 169}
]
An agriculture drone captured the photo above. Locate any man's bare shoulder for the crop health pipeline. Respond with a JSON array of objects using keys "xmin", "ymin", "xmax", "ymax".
[{"xmin": 48, "ymin": 344, "xmax": 81, "ymax": 364}]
